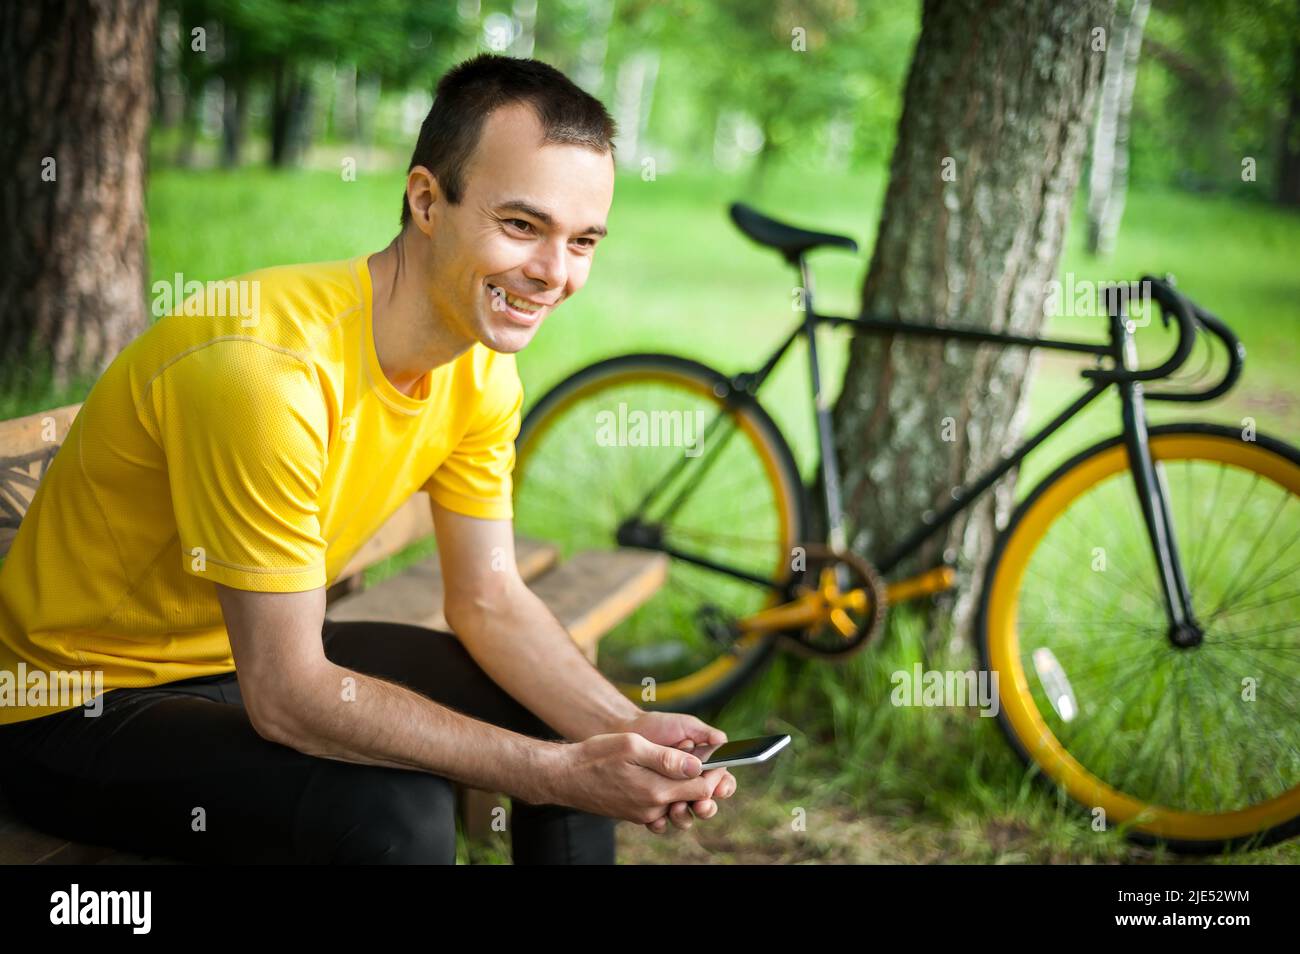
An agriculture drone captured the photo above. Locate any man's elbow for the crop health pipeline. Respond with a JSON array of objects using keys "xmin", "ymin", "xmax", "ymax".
[
  {"xmin": 442, "ymin": 595, "xmax": 483, "ymax": 637},
  {"xmin": 240, "ymin": 677, "xmax": 309, "ymax": 748},
  {"xmin": 443, "ymin": 581, "xmax": 526, "ymax": 639}
]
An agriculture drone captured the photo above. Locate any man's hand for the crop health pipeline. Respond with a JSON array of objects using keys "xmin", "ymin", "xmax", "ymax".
[
  {"xmin": 621, "ymin": 711, "xmax": 737, "ymax": 834},
  {"xmin": 544, "ymin": 732, "xmax": 728, "ymax": 829}
]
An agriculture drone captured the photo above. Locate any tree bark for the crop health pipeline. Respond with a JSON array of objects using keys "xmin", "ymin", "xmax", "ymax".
[
  {"xmin": 0, "ymin": 0, "xmax": 157, "ymax": 394},
  {"xmin": 1087, "ymin": 0, "xmax": 1151, "ymax": 256},
  {"xmin": 829, "ymin": 0, "xmax": 1112, "ymax": 649}
]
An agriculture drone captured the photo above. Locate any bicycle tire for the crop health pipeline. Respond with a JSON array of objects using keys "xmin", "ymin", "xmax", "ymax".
[{"xmin": 977, "ymin": 422, "xmax": 1300, "ymax": 852}]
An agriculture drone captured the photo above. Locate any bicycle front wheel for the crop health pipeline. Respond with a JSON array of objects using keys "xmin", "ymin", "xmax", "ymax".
[
  {"xmin": 513, "ymin": 354, "xmax": 808, "ymax": 713},
  {"xmin": 979, "ymin": 423, "xmax": 1300, "ymax": 851}
]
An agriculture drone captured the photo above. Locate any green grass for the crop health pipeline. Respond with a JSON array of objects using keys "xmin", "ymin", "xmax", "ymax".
[{"xmin": 13, "ymin": 159, "xmax": 1298, "ymax": 863}]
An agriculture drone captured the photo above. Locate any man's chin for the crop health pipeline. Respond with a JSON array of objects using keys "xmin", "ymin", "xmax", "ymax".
[{"xmin": 478, "ymin": 317, "xmax": 541, "ymax": 354}]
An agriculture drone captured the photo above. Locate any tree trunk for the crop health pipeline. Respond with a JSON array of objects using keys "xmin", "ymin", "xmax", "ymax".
[
  {"xmin": 1087, "ymin": 0, "xmax": 1151, "ymax": 256},
  {"xmin": 0, "ymin": 0, "xmax": 157, "ymax": 394},
  {"xmin": 1277, "ymin": 24, "xmax": 1300, "ymax": 207},
  {"xmin": 269, "ymin": 62, "xmax": 314, "ymax": 168},
  {"xmin": 221, "ymin": 73, "xmax": 249, "ymax": 169},
  {"xmin": 173, "ymin": 84, "xmax": 201, "ymax": 169},
  {"xmin": 830, "ymin": 0, "xmax": 1112, "ymax": 650}
]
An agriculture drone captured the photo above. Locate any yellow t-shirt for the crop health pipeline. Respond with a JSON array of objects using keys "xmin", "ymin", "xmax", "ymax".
[{"xmin": 0, "ymin": 255, "xmax": 523, "ymax": 724}]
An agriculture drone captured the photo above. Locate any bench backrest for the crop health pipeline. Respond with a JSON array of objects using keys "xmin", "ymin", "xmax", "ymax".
[{"xmin": 0, "ymin": 404, "xmax": 431, "ymax": 597}]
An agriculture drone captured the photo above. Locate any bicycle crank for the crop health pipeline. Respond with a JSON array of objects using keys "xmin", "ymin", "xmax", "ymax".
[{"xmin": 733, "ymin": 544, "xmax": 887, "ymax": 659}]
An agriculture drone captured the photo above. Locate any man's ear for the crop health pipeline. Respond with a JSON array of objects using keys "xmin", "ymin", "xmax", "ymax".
[{"xmin": 405, "ymin": 165, "xmax": 441, "ymax": 237}]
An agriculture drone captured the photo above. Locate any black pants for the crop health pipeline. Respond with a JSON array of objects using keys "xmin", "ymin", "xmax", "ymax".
[{"xmin": 0, "ymin": 619, "xmax": 616, "ymax": 864}]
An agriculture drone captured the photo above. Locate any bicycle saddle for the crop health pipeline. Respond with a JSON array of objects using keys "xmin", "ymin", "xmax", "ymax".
[{"xmin": 729, "ymin": 202, "xmax": 859, "ymax": 263}]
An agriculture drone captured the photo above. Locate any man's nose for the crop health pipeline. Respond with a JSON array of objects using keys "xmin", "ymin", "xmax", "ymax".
[{"xmin": 522, "ymin": 239, "xmax": 567, "ymax": 291}]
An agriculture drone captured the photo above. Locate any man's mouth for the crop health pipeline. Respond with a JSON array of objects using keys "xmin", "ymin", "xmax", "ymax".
[{"xmin": 487, "ymin": 284, "xmax": 550, "ymax": 326}]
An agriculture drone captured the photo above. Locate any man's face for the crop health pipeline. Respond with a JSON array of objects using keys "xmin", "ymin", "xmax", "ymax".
[{"xmin": 416, "ymin": 102, "xmax": 615, "ymax": 354}]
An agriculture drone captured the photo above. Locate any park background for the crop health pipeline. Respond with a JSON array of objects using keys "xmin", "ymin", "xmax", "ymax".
[{"xmin": 2, "ymin": 0, "xmax": 1297, "ymax": 863}]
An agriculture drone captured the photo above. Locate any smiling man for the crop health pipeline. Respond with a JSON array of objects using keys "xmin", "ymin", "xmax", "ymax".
[{"xmin": 0, "ymin": 54, "xmax": 735, "ymax": 865}]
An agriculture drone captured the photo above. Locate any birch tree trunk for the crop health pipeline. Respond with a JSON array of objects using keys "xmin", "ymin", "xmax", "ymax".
[
  {"xmin": 829, "ymin": 0, "xmax": 1112, "ymax": 649},
  {"xmin": 1087, "ymin": 0, "xmax": 1151, "ymax": 256},
  {"xmin": 0, "ymin": 0, "xmax": 157, "ymax": 393}
]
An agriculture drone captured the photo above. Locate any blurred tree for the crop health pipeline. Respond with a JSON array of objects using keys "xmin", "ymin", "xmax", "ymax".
[
  {"xmin": 1268, "ymin": 0, "xmax": 1300, "ymax": 205},
  {"xmin": 1087, "ymin": 0, "xmax": 1150, "ymax": 256},
  {"xmin": 0, "ymin": 0, "xmax": 158, "ymax": 392},
  {"xmin": 1274, "ymin": 0, "xmax": 1300, "ymax": 205},
  {"xmin": 829, "ymin": 0, "xmax": 1113, "ymax": 647},
  {"xmin": 669, "ymin": 0, "xmax": 911, "ymax": 188},
  {"xmin": 159, "ymin": 0, "xmax": 463, "ymax": 167},
  {"xmin": 1130, "ymin": 0, "xmax": 1300, "ymax": 201},
  {"xmin": 588, "ymin": 0, "xmax": 916, "ymax": 184}
]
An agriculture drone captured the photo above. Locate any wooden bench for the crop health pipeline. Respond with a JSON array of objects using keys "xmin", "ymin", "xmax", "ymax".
[{"xmin": 0, "ymin": 403, "xmax": 667, "ymax": 863}]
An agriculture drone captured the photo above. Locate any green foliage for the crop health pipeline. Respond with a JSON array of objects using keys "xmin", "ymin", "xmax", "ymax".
[
  {"xmin": 165, "ymin": 0, "xmax": 465, "ymax": 85},
  {"xmin": 615, "ymin": 0, "xmax": 919, "ymax": 170},
  {"xmin": 153, "ymin": 0, "xmax": 1300, "ymax": 207},
  {"xmin": 1130, "ymin": 0, "xmax": 1300, "ymax": 197}
]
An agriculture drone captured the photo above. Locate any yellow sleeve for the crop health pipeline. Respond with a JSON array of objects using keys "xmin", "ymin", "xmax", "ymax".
[
  {"xmin": 424, "ymin": 354, "xmax": 524, "ymax": 521},
  {"xmin": 151, "ymin": 341, "xmax": 330, "ymax": 592}
]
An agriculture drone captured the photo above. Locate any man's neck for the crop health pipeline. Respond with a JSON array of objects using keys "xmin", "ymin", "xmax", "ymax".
[{"xmin": 367, "ymin": 230, "xmax": 474, "ymax": 397}]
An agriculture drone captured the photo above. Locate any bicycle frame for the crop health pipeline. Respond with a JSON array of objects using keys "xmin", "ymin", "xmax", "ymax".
[{"xmin": 617, "ymin": 259, "xmax": 1243, "ymax": 642}]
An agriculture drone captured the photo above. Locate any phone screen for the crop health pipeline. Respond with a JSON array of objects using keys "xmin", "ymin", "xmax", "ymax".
[{"xmin": 695, "ymin": 734, "xmax": 788, "ymax": 766}]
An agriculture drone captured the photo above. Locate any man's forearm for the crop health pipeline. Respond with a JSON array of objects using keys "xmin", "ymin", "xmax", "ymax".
[
  {"xmin": 257, "ymin": 661, "xmax": 563, "ymax": 805},
  {"xmin": 447, "ymin": 584, "xmax": 643, "ymax": 741}
]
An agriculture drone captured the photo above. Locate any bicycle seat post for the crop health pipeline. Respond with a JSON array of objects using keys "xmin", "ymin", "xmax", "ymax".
[{"xmin": 799, "ymin": 256, "xmax": 849, "ymax": 582}]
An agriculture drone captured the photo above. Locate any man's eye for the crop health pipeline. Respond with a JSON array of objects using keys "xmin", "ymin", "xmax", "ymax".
[
  {"xmin": 507, "ymin": 219, "xmax": 533, "ymax": 233},
  {"xmin": 573, "ymin": 238, "xmax": 596, "ymax": 250}
]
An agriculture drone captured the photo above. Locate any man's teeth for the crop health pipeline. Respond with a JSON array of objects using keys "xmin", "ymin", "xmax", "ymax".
[{"xmin": 491, "ymin": 285, "xmax": 541, "ymax": 313}]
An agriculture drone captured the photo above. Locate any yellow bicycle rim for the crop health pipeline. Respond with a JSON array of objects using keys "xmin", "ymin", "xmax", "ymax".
[{"xmin": 987, "ymin": 432, "xmax": 1300, "ymax": 841}]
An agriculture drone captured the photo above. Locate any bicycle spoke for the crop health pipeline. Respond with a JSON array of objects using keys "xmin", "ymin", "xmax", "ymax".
[
  {"xmin": 1189, "ymin": 462, "xmax": 1227, "ymax": 594},
  {"xmin": 1206, "ymin": 485, "xmax": 1293, "ymax": 618}
]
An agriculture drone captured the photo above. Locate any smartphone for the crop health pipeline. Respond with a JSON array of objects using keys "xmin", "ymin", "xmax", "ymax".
[{"xmin": 692, "ymin": 734, "xmax": 790, "ymax": 770}]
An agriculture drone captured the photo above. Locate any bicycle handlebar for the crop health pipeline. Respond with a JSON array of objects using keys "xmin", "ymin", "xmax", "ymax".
[
  {"xmin": 1146, "ymin": 293, "xmax": 1245, "ymax": 402},
  {"xmin": 1080, "ymin": 275, "xmax": 1244, "ymax": 402},
  {"xmin": 1081, "ymin": 276, "xmax": 1197, "ymax": 384}
]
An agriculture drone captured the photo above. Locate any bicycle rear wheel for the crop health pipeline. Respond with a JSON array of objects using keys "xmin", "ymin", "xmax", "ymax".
[
  {"xmin": 978, "ymin": 423, "xmax": 1300, "ymax": 851},
  {"xmin": 513, "ymin": 354, "xmax": 807, "ymax": 713}
]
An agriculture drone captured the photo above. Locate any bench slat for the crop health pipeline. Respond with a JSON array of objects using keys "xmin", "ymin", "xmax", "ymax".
[
  {"xmin": 0, "ymin": 403, "xmax": 81, "ymax": 458},
  {"xmin": 334, "ymin": 493, "xmax": 435, "ymax": 582},
  {"xmin": 324, "ymin": 537, "xmax": 560, "ymax": 629},
  {"xmin": 0, "ymin": 404, "xmax": 82, "ymax": 558},
  {"xmin": 526, "ymin": 549, "xmax": 669, "ymax": 654}
]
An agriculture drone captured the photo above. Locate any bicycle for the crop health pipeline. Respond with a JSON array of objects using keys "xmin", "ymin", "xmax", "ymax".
[{"xmin": 512, "ymin": 201, "xmax": 1300, "ymax": 852}]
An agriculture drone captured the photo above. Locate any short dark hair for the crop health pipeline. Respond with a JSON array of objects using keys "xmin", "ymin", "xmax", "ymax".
[{"xmin": 400, "ymin": 53, "xmax": 617, "ymax": 226}]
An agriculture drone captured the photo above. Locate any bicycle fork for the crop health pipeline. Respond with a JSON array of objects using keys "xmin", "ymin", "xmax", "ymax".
[{"xmin": 1113, "ymin": 309, "xmax": 1203, "ymax": 647}]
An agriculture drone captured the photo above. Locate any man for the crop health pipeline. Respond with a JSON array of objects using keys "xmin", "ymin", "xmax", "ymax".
[{"xmin": 0, "ymin": 53, "xmax": 735, "ymax": 864}]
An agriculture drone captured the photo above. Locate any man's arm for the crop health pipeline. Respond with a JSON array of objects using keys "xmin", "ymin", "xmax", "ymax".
[
  {"xmin": 214, "ymin": 583, "xmax": 560, "ymax": 802},
  {"xmin": 214, "ymin": 580, "xmax": 719, "ymax": 826},
  {"xmin": 431, "ymin": 502, "xmax": 643, "ymax": 741},
  {"xmin": 432, "ymin": 501, "xmax": 740, "ymax": 834}
]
